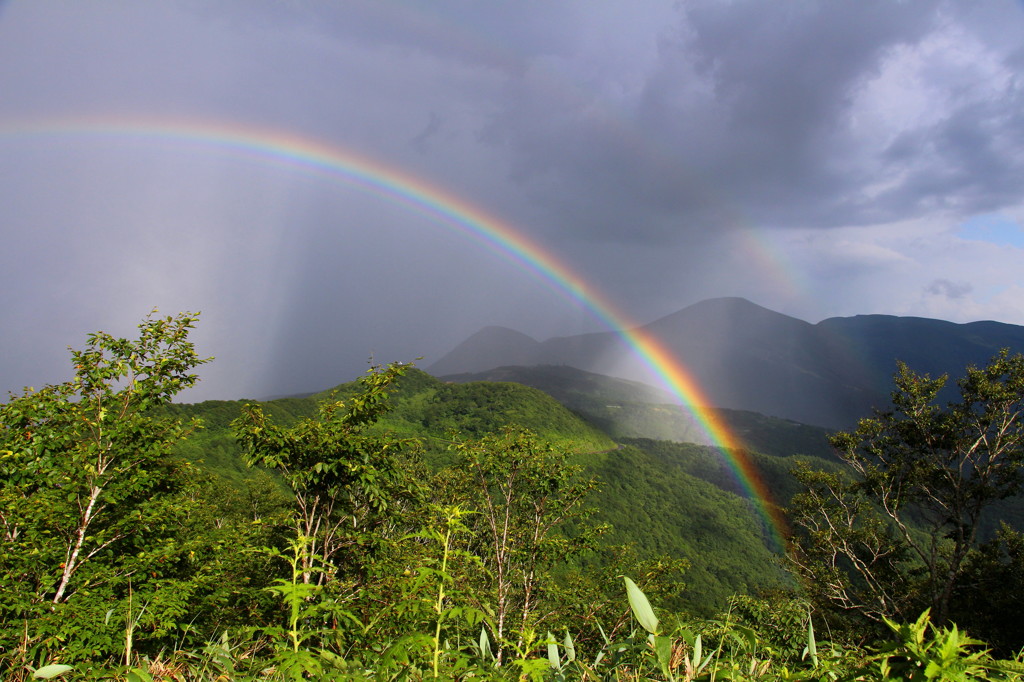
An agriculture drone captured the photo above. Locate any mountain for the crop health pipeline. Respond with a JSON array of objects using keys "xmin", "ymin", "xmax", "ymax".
[
  {"xmin": 167, "ymin": 362, "xmax": 1021, "ymax": 613},
  {"xmin": 167, "ymin": 368, "xmax": 801, "ymax": 612},
  {"xmin": 429, "ymin": 297, "xmax": 1024, "ymax": 428},
  {"xmin": 429, "ymin": 325, "xmax": 542, "ymax": 375},
  {"xmin": 441, "ymin": 364, "xmax": 834, "ymax": 460},
  {"xmin": 165, "ymin": 368, "xmax": 615, "ymax": 482},
  {"xmin": 439, "ymin": 364, "xmax": 678, "ymax": 410}
]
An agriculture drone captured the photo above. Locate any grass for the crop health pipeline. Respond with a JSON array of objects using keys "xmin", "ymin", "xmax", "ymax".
[{"xmin": 14, "ymin": 579, "xmax": 1024, "ymax": 682}]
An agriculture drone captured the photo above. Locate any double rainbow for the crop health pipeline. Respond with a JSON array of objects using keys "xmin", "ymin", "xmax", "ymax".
[{"xmin": 2, "ymin": 116, "xmax": 789, "ymax": 551}]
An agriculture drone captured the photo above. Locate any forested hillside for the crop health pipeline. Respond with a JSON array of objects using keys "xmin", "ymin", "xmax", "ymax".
[
  {"xmin": 165, "ymin": 368, "xmax": 799, "ymax": 613},
  {"xmin": 441, "ymin": 364, "xmax": 836, "ymax": 459},
  {"xmin": 4, "ymin": 313, "xmax": 1024, "ymax": 680},
  {"xmin": 165, "ymin": 368, "xmax": 614, "ymax": 474}
]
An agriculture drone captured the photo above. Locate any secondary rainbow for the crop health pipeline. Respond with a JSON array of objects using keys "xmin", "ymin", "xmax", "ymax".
[{"xmin": 2, "ymin": 116, "xmax": 789, "ymax": 550}]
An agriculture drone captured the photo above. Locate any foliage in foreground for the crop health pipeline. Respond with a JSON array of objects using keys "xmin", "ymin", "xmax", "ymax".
[
  {"xmin": 788, "ymin": 351, "xmax": 1024, "ymax": 649},
  {"xmin": 11, "ymin": 578, "xmax": 1024, "ymax": 681},
  {"xmin": 4, "ymin": 313, "xmax": 1024, "ymax": 680},
  {"xmin": 0, "ymin": 312, "xmax": 221, "ymax": 658}
]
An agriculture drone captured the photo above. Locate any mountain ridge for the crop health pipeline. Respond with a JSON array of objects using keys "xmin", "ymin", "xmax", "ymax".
[
  {"xmin": 167, "ymin": 364, "xmax": 806, "ymax": 612},
  {"xmin": 439, "ymin": 364, "xmax": 835, "ymax": 459},
  {"xmin": 429, "ymin": 297, "xmax": 1024, "ymax": 428}
]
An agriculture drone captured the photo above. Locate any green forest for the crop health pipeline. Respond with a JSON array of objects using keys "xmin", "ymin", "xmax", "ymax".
[{"xmin": 4, "ymin": 312, "xmax": 1024, "ymax": 681}]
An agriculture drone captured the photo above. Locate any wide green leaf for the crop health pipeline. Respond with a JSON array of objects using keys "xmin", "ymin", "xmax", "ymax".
[
  {"xmin": 623, "ymin": 575, "xmax": 659, "ymax": 635},
  {"xmin": 547, "ymin": 631, "xmax": 560, "ymax": 669},
  {"xmin": 32, "ymin": 665, "xmax": 74, "ymax": 680}
]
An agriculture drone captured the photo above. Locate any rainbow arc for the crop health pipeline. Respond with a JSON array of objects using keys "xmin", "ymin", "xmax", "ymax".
[{"xmin": 1, "ymin": 116, "xmax": 789, "ymax": 551}]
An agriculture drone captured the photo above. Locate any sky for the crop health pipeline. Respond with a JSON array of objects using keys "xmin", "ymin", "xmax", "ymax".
[{"xmin": 2, "ymin": 0, "xmax": 1024, "ymax": 402}]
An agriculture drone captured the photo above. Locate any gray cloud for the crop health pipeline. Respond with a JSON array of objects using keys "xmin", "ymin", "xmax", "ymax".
[
  {"xmin": 927, "ymin": 279, "xmax": 974, "ymax": 300},
  {"xmin": 478, "ymin": 0, "xmax": 1024, "ymax": 238},
  {"xmin": 2, "ymin": 1, "xmax": 1024, "ymax": 400}
]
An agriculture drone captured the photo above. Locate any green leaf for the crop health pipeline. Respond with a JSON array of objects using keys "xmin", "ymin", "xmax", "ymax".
[
  {"xmin": 32, "ymin": 665, "xmax": 74, "ymax": 680},
  {"xmin": 622, "ymin": 575, "xmax": 659, "ymax": 635},
  {"xmin": 479, "ymin": 626, "xmax": 492, "ymax": 661},
  {"xmin": 563, "ymin": 630, "xmax": 576, "ymax": 663},
  {"xmin": 547, "ymin": 631, "xmax": 560, "ymax": 669},
  {"xmin": 653, "ymin": 634, "xmax": 674, "ymax": 674},
  {"xmin": 804, "ymin": 611, "xmax": 818, "ymax": 667}
]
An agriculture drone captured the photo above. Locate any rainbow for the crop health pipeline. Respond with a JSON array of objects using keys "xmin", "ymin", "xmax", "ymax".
[{"xmin": 1, "ymin": 116, "xmax": 789, "ymax": 551}]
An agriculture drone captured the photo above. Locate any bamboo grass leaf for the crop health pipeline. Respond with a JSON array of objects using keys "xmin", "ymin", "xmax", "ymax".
[
  {"xmin": 564, "ymin": 630, "xmax": 576, "ymax": 663},
  {"xmin": 622, "ymin": 575, "xmax": 659, "ymax": 635},
  {"xmin": 547, "ymin": 631, "xmax": 561, "ymax": 670},
  {"xmin": 32, "ymin": 666, "xmax": 74, "ymax": 680},
  {"xmin": 804, "ymin": 610, "xmax": 819, "ymax": 667},
  {"xmin": 480, "ymin": 626, "xmax": 493, "ymax": 662}
]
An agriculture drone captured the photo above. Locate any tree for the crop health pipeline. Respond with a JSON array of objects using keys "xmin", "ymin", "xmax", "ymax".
[
  {"xmin": 445, "ymin": 427, "xmax": 601, "ymax": 661},
  {"xmin": 951, "ymin": 523, "xmax": 1024, "ymax": 654},
  {"xmin": 788, "ymin": 350, "xmax": 1024, "ymax": 626},
  {"xmin": 233, "ymin": 362, "xmax": 423, "ymax": 587},
  {"xmin": 0, "ymin": 311, "xmax": 210, "ymax": 658}
]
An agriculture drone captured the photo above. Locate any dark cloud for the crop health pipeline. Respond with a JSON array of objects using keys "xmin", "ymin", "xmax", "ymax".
[
  {"xmin": 479, "ymin": 0, "xmax": 1023, "ymax": 239},
  {"xmin": 410, "ymin": 111, "xmax": 443, "ymax": 153},
  {"xmin": 2, "ymin": 1, "xmax": 1024, "ymax": 400},
  {"xmin": 183, "ymin": 0, "xmax": 577, "ymax": 73},
  {"xmin": 927, "ymin": 279, "xmax": 973, "ymax": 300},
  {"xmin": 877, "ymin": 90, "xmax": 1024, "ymax": 217}
]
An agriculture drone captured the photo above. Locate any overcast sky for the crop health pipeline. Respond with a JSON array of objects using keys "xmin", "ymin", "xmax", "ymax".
[{"xmin": 3, "ymin": 1, "xmax": 1024, "ymax": 401}]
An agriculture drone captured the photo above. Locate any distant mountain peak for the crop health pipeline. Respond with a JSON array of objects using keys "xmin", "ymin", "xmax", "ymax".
[
  {"xmin": 687, "ymin": 296, "xmax": 760, "ymax": 308},
  {"xmin": 427, "ymin": 326, "xmax": 540, "ymax": 376},
  {"xmin": 673, "ymin": 297, "xmax": 807, "ymax": 322},
  {"xmin": 429, "ymin": 298, "xmax": 1024, "ymax": 428},
  {"xmin": 466, "ymin": 325, "xmax": 538, "ymax": 343}
]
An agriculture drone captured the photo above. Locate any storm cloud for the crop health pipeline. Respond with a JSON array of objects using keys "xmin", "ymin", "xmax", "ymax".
[{"xmin": 2, "ymin": 1, "xmax": 1023, "ymax": 401}]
